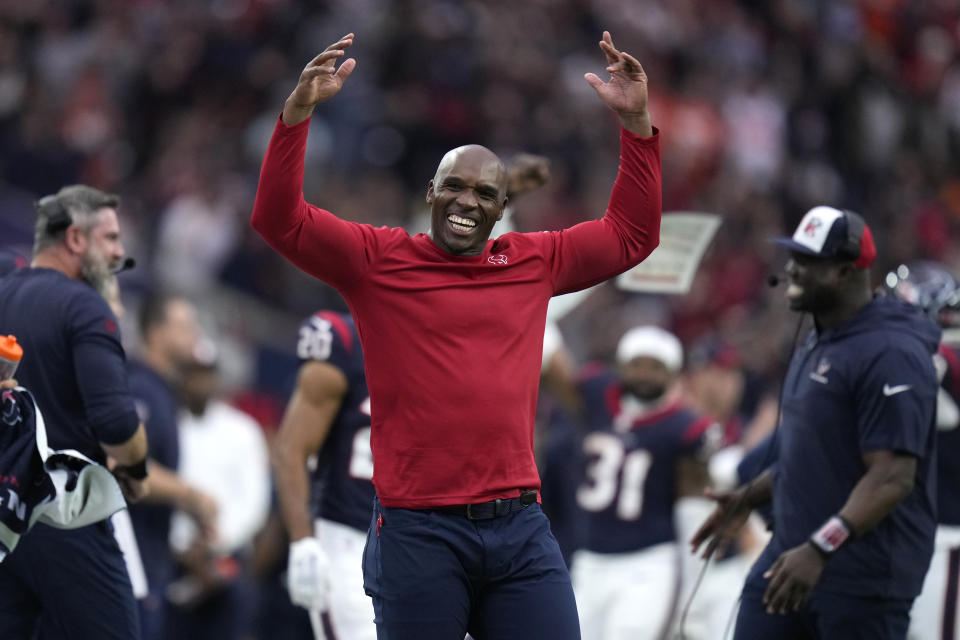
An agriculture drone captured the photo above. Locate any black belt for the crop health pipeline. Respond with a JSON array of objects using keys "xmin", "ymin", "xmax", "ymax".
[{"xmin": 434, "ymin": 490, "xmax": 538, "ymax": 520}]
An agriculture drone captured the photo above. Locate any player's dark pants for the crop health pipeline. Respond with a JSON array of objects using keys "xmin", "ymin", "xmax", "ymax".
[
  {"xmin": 733, "ymin": 545, "xmax": 912, "ymax": 640},
  {"xmin": 0, "ymin": 520, "xmax": 140, "ymax": 639},
  {"xmin": 363, "ymin": 497, "xmax": 581, "ymax": 640}
]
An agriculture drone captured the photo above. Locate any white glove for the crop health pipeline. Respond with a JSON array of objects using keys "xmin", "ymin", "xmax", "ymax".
[{"xmin": 287, "ymin": 537, "xmax": 331, "ymax": 611}]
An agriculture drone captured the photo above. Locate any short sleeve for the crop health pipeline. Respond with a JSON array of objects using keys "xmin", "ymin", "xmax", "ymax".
[
  {"xmin": 737, "ymin": 433, "xmax": 777, "ymax": 485},
  {"xmin": 296, "ymin": 312, "xmax": 355, "ymax": 374},
  {"xmin": 70, "ymin": 292, "xmax": 139, "ymax": 445},
  {"xmin": 854, "ymin": 345, "xmax": 937, "ymax": 458}
]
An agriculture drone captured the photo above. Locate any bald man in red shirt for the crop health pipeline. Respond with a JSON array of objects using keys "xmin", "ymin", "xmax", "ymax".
[{"xmin": 253, "ymin": 31, "xmax": 661, "ymax": 640}]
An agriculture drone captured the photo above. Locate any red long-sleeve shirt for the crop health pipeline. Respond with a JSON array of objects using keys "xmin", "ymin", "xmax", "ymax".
[{"xmin": 252, "ymin": 116, "xmax": 661, "ymax": 508}]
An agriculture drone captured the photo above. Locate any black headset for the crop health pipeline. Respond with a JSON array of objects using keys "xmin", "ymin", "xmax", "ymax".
[
  {"xmin": 34, "ymin": 196, "xmax": 73, "ymax": 236},
  {"xmin": 837, "ymin": 209, "xmax": 865, "ymax": 262}
]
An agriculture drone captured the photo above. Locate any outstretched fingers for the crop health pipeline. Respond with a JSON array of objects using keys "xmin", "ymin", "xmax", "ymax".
[
  {"xmin": 620, "ymin": 51, "xmax": 645, "ymax": 77},
  {"xmin": 689, "ymin": 512, "xmax": 717, "ymax": 553},
  {"xmin": 303, "ymin": 50, "xmax": 346, "ymax": 76},
  {"xmin": 335, "ymin": 57, "xmax": 357, "ymax": 83},
  {"xmin": 306, "ymin": 34, "xmax": 355, "ymax": 68},
  {"xmin": 599, "ymin": 39, "xmax": 620, "ymax": 67},
  {"xmin": 583, "ymin": 72, "xmax": 604, "ymax": 91},
  {"xmin": 600, "ymin": 31, "xmax": 620, "ymax": 64}
]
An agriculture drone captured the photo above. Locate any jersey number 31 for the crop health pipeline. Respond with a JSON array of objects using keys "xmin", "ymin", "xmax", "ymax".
[{"xmin": 577, "ymin": 433, "xmax": 653, "ymax": 521}]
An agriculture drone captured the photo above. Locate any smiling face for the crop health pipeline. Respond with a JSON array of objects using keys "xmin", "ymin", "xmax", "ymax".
[
  {"xmin": 427, "ymin": 145, "xmax": 507, "ymax": 256},
  {"xmin": 784, "ymin": 252, "xmax": 847, "ymax": 313}
]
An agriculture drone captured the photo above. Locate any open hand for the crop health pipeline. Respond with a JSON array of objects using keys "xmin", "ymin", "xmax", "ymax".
[
  {"xmin": 584, "ymin": 31, "xmax": 651, "ymax": 136},
  {"xmin": 283, "ymin": 33, "xmax": 357, "ymax": 125},
  {"xmin": 690, "ymin": 487, "xmax": 752, "ymax": 559},
  {"xmin": 762, "ymin": 543, "xmax": 826, "ymax": 614}
]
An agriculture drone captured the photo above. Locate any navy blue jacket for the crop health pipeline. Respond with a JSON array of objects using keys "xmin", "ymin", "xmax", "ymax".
[{"xmin": 772, "ymin": 295, "xmax": 939, "ymax": 599}]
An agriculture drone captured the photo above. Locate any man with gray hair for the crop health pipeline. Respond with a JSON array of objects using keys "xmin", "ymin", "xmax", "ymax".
[
  {"xmin": 0, "ymin": 184, "xmax": 150, "ymax": 639},
  {"xmin": 31, "ymin": 185, "xmax": 122, "ymax": 292}
]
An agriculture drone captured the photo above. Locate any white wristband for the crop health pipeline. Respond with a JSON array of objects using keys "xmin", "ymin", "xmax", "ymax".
[{"xmin": 809, "ymin": 515, "xmax": 852, "ymax": 556}]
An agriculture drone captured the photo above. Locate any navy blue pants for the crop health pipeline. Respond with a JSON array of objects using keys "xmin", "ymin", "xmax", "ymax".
[
  {"xmin": 0, "ymin": 521, "xmax": 140, "ymax": 639},
  {"xmin": 163, "ymin": 572, "xmax": 257, "ymax": 640},
  {"xmin": 733, "ymin": 544, "xmax": 912, "ymax": 640},
  {"xmin": 136, "ymin": 533, "xmax": 175, "ymax": 640},
  {"xmin": 363, "ymin": 498, "xmax": 580, "ymax": 640}
]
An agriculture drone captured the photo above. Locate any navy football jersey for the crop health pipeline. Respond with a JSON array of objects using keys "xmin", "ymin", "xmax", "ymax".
[
  {"xmin": 575, "ymin": 372, "xmax": 719, "ymax": 554},
  {"xmin": 0, "ymin": 268, "xmax": 138, "ymax": 463},
  {"xmin": 298, "ymin": 311, "xmax": 374, "ymax": 531},
  {"xmin": 937, "ymin": 343, "xmax": 960, "ymax": 525}
]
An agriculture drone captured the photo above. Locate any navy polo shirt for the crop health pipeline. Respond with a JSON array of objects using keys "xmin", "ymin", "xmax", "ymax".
[
  {"xmin": 771, "ymin": 295, "xmax": 939, "ymax": 600},
  {"xmin": 0, "ymin": 268, "xmax": 139, "ymax": 463}
]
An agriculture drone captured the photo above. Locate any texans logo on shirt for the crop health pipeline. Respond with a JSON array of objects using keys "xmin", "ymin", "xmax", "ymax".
[{"xmin": 810, "ymin": 357, "xmax": 831, "ymax": 384}]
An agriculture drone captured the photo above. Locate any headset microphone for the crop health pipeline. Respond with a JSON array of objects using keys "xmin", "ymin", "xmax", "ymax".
[{"xmin": 113, "ymin": 257, "xmax": 136, "ymax": 274}]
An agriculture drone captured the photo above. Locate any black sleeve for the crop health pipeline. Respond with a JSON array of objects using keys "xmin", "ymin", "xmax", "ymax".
[{"xmin": 855, "ymin": 345, "xmax": 937, "ymax": 458}]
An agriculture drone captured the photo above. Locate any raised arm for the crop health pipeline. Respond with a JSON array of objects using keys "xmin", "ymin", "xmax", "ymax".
[
  {"xmin": 281, "ymin": 33, "xmax": 357, "ymax": 127},
  {"xmin": 584, "ymin": 31, "xmax": 653, "ymax": 138},
  {"xmin": 250, "ymin": 34, "xmax": 376, "ymax": 291},
  {"xmin": 549, "ymin": 32, "xmax": 661, "ymax": 294}
]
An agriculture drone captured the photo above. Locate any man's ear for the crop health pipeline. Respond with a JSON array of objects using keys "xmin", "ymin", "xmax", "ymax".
[
  {"xmin": 835, "ymin": 261, "xmax": 857, "ymax": 281},
  {"xmin": 426, "ymin": 180, "xmax": 435, "ymax": 205},
  {"xmin": 64, "ymin": 225, "xmax": 86, "ymax": 255}
]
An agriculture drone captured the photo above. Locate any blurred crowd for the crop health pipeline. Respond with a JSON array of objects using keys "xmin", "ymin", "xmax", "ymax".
[{"xmin": 1, "ymin": 0, "xmax": 959, "ymax": 392}]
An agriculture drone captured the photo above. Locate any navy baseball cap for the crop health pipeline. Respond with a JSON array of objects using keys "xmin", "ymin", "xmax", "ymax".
[{"xmin": 772, "ymin": 206, "xmax": 876, "ymax": 269}]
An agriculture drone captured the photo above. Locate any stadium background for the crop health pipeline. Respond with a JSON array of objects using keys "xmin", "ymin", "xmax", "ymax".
[{"xmin": 0, "ymin": 0, "xmax": 958, "ymax": 410}]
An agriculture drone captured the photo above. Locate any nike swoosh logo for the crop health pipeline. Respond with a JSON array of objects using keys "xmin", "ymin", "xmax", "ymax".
[{"xmin": 883, "ymin": 384, "xmax": 912, "ymax": 397}]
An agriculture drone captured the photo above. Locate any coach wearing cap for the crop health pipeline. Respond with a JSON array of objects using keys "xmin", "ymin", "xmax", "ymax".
[{"xmin": 692, "ymin": 206, "xmax": 940, "ymax": 639}]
